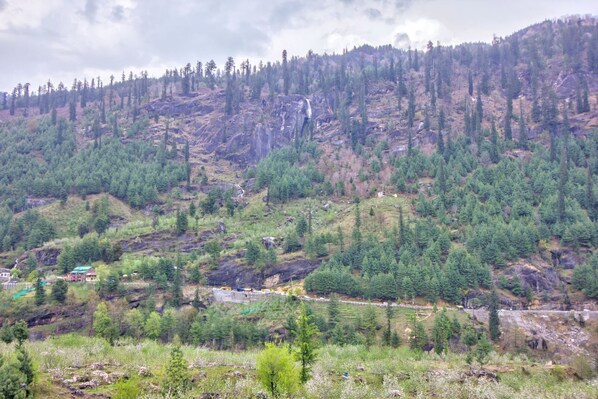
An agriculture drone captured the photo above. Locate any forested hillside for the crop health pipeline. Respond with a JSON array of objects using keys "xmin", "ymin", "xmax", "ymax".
[
  {"xmin": 0, "ymin": 16, "xmax": 596, "ymax": 304},
  {"xmin": 0, "ymin": 13, "xmax": 596, "ymax": 341},
  {"xmin": 0, "ymin": 14, "xmax": 597, "ymax": 399}
]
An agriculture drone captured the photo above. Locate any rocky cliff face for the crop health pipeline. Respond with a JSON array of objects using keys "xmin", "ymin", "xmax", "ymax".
[
  {"xmin": 145, "ymin": 91, "xmax": 328, "ymax": 168},
  {"xmin": 213, "ymin": 94, "xmax": 318, "ymax": 166}
]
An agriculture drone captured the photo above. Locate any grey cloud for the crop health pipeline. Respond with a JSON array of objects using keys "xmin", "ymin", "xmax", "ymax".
[
  {"xmin": 135, "ymin": 0, "xmax": 271, "ymax": 63},
  {"xmin": 0, "ymin": 0, "xmax": 596, "ymax": 92},
  {"xmin": 364, "ymin": 8, "xmax": 382, "ymax": 20},
  {"xmin": 82, "ymin": 0, "xmax": 99, "ymax": 23},
  {"xmin": 394, "ymin": 32, "xmax": 410, "ymax": 48},
  {"xmin": 111, "ymin": 5, "xmax": 125, "ymax": 22},
  {"xmin": 268, "ymin": 1, "xmax": 307, "ymax": 30},
  {"xmin": 392, "ymin": 0, "xmax": 413, "ymax": 11},
  {"xmin": 0, "ymin": 30, "xmax": 70, "ymax": 85}
]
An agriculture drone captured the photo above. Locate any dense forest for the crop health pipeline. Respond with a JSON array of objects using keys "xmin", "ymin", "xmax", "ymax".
[{"xmin": 304, "ymin": 131, "xmax": 597, "ymax": 302}]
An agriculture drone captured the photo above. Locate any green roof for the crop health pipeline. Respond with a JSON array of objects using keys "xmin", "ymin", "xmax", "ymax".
[{"xmin": 70, "ymin": 266, "xmax": 92, "ymax": 274}]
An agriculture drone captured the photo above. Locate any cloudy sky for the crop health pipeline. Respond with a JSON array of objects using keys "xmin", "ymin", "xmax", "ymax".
[{"xmin": 0, "ymin": 0, "xmax": 596, "ymax": 92}]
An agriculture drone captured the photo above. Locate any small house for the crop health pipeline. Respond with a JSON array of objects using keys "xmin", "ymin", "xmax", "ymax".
[
  {"xmin": 0, "ymin": 268, "xmax": 11, "ymax": 283},
  {"xmin": 85, "ymin": 269, "xmax": 97, "ymax": 282},
  {"xmin": 67, "ymin": 266, "xmax": 95, "ymax": 282}
]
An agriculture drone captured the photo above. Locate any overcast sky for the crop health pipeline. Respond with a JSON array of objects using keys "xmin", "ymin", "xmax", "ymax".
[{"xmin": 0, "ymin": 0, "xmax": 597, "ymax": 92}]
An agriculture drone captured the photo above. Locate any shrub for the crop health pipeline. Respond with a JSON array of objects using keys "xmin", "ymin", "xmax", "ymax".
[
  {"xmin": 113, "ymin": 377, "xmax": 141, "ymax": 399},
  {"xmin": 256, "ymin": 343, "xmax": 299, "ymax": 398},
  {"xmin": 570, "ymin": 355, "xmax": 595, "ymax": 380}
]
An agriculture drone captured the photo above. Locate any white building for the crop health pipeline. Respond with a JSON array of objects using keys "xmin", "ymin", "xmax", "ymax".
[{"xmin": 0, "ymin": 268, "xmax": 11, "ymax": 282}]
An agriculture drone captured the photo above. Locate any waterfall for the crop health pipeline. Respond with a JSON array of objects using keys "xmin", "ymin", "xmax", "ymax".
[{"xmin": 305, "ymin": 98, "xmax": 312, "ymax": 119}]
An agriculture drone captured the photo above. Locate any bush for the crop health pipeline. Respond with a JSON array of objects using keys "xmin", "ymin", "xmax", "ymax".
[
  {"xmin": 570, "ymin": 355, "xmax": 595, "ymax": 380},
  {"xmin": 245, "ymin": 241, "xmax": 262, "ymax": 265},
  {"xmin": 256, "ymin": 343, "xmax": 299, "ymax": 398},
  {"xmin": 113, "ymin": 377, "xmax": 141, "ymax": 399}
]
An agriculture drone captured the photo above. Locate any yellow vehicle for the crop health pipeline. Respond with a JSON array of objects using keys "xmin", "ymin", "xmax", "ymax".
[{"xmin": 219, "ymin": 286, "xmax": 232, "ymax": 291}]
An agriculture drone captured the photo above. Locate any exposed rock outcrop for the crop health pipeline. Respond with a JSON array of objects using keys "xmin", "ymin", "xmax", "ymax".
[{"xmin": 206, "ymin": 257, "xmax": 320, "ymax": 288}]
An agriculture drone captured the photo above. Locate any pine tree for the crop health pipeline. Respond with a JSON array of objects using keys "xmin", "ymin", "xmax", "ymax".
[
  {"xmin": 504, "ymin": 95, "xmax": 513, "ymax": 141},
  {"xmin": 16, "ymin": 347, "xmax": 34, "ymax": 390},
  {"xmin": 184, "ymin": 141, "xmax": 190, "ymax": 162},
  {"xmin": 518, "ymin": 101, "xmax": 528, "ymax": 149},
  {"xmin": 557, "ymin": 141, "xmax": 568, "ymax": 223},
  {"xmin": 162, "ymin": 346, "xmax": 191, "ymax": 398},
  {"xmin": 410, "ymin": 320, "xmax": 428, "ymax": 351},
  {"xmin": 437, "ymin": 129, "xmax": 444, "ymax": 155},
  {"xmin": 352, "ymin": 202, "xmax": 362, "ymax": 248},
  {"xmin": 51, "ymin": 279, "xmax": 68, "ymax": 303},
  {"xmin": 12, "ymin": 321, "xmax": 28, "ymax": 347},
  {"xmin": 296, "ymin": 216, "xmax": 308, "ymax": 238},
  {"xmin": 476, "ymin": 88, "xmax": 483, "ymax": 122},
  {"xmin": 34, "ymin": 277, "xmax": 45, "ymax": 306},
  {"xmin": 576, "ymin": 84, "xmax": 584, "ymax": 113},
  {"xmin": 336, "ymin": 226, "xmax": 345, "ymax": 252},
  {"xmin": 437, "ymin": 160, "xmax": 447, "ymax": 194},
  {"xmin": 9, "ymin": 88, "xmax": 16, "ymax": 115},
  {"xmin": 407, "ymin": 87, "xmax": 416, "ymax": 128},
  {"xmin": 402, "ymin": 276, "xmax": 415, "ymax": 302},
  {"xmin": 327, "ymin": 295, "xmax": 340, "ymax": 329},
  {"xmin": 192, "ymin": 288, "xmax": 201, "ymax": 309},
  {"xmin": 25, "ymin": 254, "xmax": 37, "ymax": 275},
  {"xmin": 432, "ymin": 308, "xmax": 451, "ymax": 354},
  {"xmin": 171, "ymin": 267, "xmax": 183, "ymax": 307},
  {"xmin": 586, "ymin": 167, "xmax": 595, "ymax": 220},
  {"xmin": 582, "ymin": 87, "xmax": 590, "ymax": 112},
  {"xmin": 69, "ymin": 101, "xmax": 76, "ymax": 121},
  {"xmin": 245, "ymin": 241, "xmax": 262, "ymax": 265},
  {"xmin": 294, "ymin": 304, "xmax": 319, "ymax": 383},
  {"xmin": 467, "ymin": 70, "xmax": 473, "ymax": 96},
  {"xmin": 475, "ymin": 333, "xmax": 493, "ymax": 364},
  {"xmin": 190, "ymin": 264, "xmax": 202, "ymax": 284},
  {"xmin": 438, "ymin": 108, "xmax": 446, "ymax": 131},
  {"xmin": 398, "ymin": 206, "xmax": 406, "ymax": 247},
  {"xmin": 490, "ymin": 119, "xmax": 499, "ymax": 163},
  {"xmin": 462, "ymin": 324, "xmax": 478, "ymax": 347},
  {"xmin": 175, "ymin": 210, "xmax": 188, "ymax": 236},
  {"xmin": 282, "ymin": 50, "xmax": 290, "ymax": 95},
  {"xmin": 224, "ymin": 57, "xmax": 235, "ymax": 115},
  {"xmin": 384, "ymin": 303, "xmax": 394, "ymax": 346},
  {"xmin": 391, "ymin": 331, "xmax": 400, "ymax": 348},
  {"xmin": 0, "ymin": 321, "xmax": 13, "ymax": 344},
  {"xmin": 363, "ymin": 305, "xmax": 378, "ymax": 349},
  {"xmin": 488, "ymin": 289, "xmax": 501, "ymax": 342},
  {"xmin": 451, "ymin": 315, "xmax": 461, "ymax": 339},
  {"xmin": 550, "ymin": 129, "xmax": 557, "ymax": 162},
  {"xmin": 0, "ymin": 360, "xmax": 27, "ymax": 398}
]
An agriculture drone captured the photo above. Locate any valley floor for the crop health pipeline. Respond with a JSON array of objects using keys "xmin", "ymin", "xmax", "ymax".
[{"xmin": 4, "ymin": 335, "xmax": 597, "ymax": 399}]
